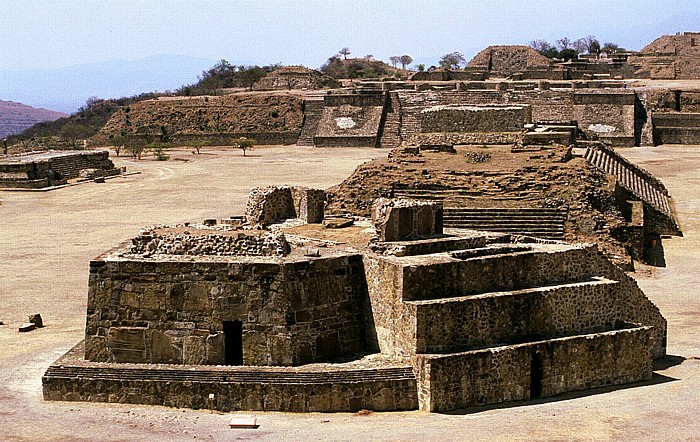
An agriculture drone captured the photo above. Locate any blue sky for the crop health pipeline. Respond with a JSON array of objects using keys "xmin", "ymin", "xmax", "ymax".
[
  {"xmin": 1, "ymin": 0, "xmax": 698, "ymax": 112},
  {"xmin": 2, "ymin": 0, "xmax": 698, "ymax": 71}
]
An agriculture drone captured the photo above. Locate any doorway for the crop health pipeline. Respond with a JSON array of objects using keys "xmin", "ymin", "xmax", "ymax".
[
  {"xmin": 223, "ymin": 320, "xmax": 243, "ymax": 365},
  {"xmin": 530, "ymin": 350, "xmax": 543, "ymax": 399}
]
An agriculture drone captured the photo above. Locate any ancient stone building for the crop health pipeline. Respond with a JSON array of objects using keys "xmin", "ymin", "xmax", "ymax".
[
  {"xmin": 0, "ymin": 149, "xmax": 120, "ymax": 189},
  {"xmin": 43, "ymin": 188, "xmax": 666, "ymax": 413}
]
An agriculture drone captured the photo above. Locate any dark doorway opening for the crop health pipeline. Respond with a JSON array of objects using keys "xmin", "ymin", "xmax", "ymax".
[
  {"xmin": 530, "ymin": 351, "xmax": 543, "ymax": 399},
  {"xmin": 224, "ymin": 320, "xmax": 243, "ymax": 365}
]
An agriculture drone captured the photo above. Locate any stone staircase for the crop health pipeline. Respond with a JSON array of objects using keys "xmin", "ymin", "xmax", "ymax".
[
  {"xmin": 366, "ymin": 238, "xmax": 664, "ymax": 412},
  {"xmin": 442, "ymin": 207, "xmax": 567, "ymax": 239},
  {"xmin": 297, "ymin": 99, "xmax": 324, "ymax": 146},
  {"xmin": 378, "ymin": 92, "xmax": 402, "ymax": 148},
  {"xmin": 583, "ymin": 144, "xmax": 673, "ymax": 216}
]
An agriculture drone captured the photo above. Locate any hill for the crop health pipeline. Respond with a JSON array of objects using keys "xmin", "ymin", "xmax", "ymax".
[{"xmin": 0, "ymin": 100, "xmax": 66, "ymax": 139}]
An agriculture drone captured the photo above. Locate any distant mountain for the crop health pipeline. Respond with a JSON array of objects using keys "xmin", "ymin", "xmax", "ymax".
[
  {"xmin": 0, "ymin": 54, "xmax": 234, "ymax": 114},
  {"xmin": 0, "ymin": 100, "xmax": 67, "ymax": 139}
]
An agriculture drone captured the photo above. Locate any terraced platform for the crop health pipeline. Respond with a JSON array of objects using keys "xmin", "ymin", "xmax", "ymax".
[{"xmin": 43, "ymin": 341, "xmax": 418, "ymax": 412}]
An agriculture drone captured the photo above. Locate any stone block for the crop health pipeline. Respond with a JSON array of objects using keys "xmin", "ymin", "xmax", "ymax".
[
  {"xmin": 28, "ymin": 313, "xmax": 43, "ymax": 328},
  {"xmin": 292, "ymin": 187, "xmax": 325, "ymax": 223},
  {"xmin": 206, "ymin": 332, "xmax": 225, "ymax": 365},
  {"xmin": 107, "ymin": 327, "xmax": 147, "ymax": 363},
  {"xmin": 183, "ymin": 335, "xmax": 206, "ymax": 364},
  {"xmin": 150, "ymin": 330, "xmax": 180, "ymax": 363},
  {"xmin": 373, "ymin": 198, "xmax": 443, "ymax": 241}
]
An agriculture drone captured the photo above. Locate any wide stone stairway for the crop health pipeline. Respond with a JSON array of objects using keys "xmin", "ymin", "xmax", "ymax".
[{"xmin": 442, "ymin": 207, "xmax": 567, "ymax": 239}]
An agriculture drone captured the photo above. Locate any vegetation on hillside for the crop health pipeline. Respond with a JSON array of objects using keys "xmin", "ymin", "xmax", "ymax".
[
  {"xmin": 320, "ymin": 55, "xmax": 405, "ymax": 79},
  {"xmin": 176, "ymin": 60, "xmax": 278, "ymax": 96},
  {"xmin": 7, "ymin": 93, "xmax": 162, "ymax": 151},
  {"xmin": 529, "ymin": 36, "xmax": 625, "ymax": 61}
]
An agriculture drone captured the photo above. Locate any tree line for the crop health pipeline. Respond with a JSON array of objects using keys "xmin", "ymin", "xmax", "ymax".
[{"xmin": 529, "ymin": 36, "xmax": 625, "ymax": 61}]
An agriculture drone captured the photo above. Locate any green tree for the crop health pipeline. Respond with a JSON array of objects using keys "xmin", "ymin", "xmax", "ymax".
[
  {"xmin": 237, "ymin": 66, "xmax": 267, "ymax": 90},
  {"xmin": 399, "ymin": 55, "xmax": 413, "ymax": 69},
  {"xmin": 58, "ymin": 123, "xmax": 92, "ymax": 148},
  {"xmin": 439, "ymin": 52, "xmax": 466, "ymax": 69},
  {"xmin": 236, "ymin": 137, "xmax": 256, "ymax": 156}
]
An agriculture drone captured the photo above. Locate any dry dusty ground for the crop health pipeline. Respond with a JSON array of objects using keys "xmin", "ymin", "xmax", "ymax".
[{"xmin": 0, "ymin": 144, "xmax": 699, "ymax": 442}]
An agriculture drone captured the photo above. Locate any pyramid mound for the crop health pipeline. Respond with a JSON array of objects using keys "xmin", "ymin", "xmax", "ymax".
[{"xmin": 467, "ymin": 45, "xmax": 551, "ymax": 76}]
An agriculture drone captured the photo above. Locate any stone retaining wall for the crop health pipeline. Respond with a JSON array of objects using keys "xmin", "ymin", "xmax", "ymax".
[
  {"xmin": 420, "ymin": 105, "xmax": 531, "ymax": 133},
  {"xmin": 415, "ymin": 325, "xmax": 654, "ymax": 412}
]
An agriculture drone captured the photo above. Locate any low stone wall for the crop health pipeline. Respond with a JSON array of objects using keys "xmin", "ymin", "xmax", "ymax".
[
  {"xmin": 400, "ymin": 245, "xmax": 597, "ymax": 301},
  {"xmin": 415, "ymin": 325, "xmax": 654, "ymax": 412},
  {"xmin": 408, "ymin": 132, "xmax": 523, "ymax": 146},
  {"xmin": 129, "ymin": 229, "xmax": 291, "ymax": 257},
  {"xmin": 43, "ymin": 343, "xmax": 418, "ymax": 412},
  {"xmin": 420, "ymin": 104, "xmax": 531, "ymax": 133},
  {"xmin": 172, "ymin": 132, "xmax": 300, "ymax": 146}
]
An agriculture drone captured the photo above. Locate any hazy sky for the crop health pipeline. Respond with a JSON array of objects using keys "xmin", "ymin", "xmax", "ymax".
[{"xmin": 2, "ymin": 0, "xmax": 699, "ymax": 71}]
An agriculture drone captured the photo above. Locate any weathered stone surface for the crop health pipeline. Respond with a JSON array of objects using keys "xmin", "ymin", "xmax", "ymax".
[
  {"xmin": 18, "ymin": 322, "xmax": 36, "ymax": 332},
  {"xmin": 28, "ymin": 313, "xmax": 43, "ymax": 328},
  {"xmin": 107, "ymin": 327, "xmax": 147, "ymax": 363}
]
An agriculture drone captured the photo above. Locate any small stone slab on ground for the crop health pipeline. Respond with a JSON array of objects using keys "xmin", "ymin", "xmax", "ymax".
[
  {"xmin": 229, "ymin": 416, "xmax": 258, "ymax": 429},
  {"xmin": 18, "ymin": 323, "xmax": 36, "ymax": 332},
  {"xmin": 323, "ymin": 217, "xmax": 354, "ymax": 229}
]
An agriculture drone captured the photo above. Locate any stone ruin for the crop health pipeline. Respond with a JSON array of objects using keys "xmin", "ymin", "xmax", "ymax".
[
  {"xmin": 43, "ymin": 187, "xmax": 666, "ymax": 413},
  {"xmin": 0, "ymin": 149, "xmax": 121, "ymax": 189}
]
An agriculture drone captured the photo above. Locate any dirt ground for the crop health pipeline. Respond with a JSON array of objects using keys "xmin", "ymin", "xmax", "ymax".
[{"xmin": 0, "ymin": 144, "xmax": 699, "ymax": 442}]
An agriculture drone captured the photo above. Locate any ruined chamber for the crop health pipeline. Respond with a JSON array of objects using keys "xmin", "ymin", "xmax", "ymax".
[{"xmin": 43, "ymin": 195, "xmax": 666, "ymax": 413}]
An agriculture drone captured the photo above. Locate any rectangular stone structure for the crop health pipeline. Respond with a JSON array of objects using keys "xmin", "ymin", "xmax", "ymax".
[{"xmin": 372, "ymin": 198, "xmax": 443, "ymax": 242}]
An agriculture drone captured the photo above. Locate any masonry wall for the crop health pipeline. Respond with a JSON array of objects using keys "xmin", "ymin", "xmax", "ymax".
[
  {"xmin": 420, "ymin": 105, "xmax": 531, "ymax": 133},
  {"xmin": 411, "ymin": 278, "xmax": 622, "ymax": 353},
  {"xmin": 415, "ymin": 326, "xmax": 654, "ymax": 412},
  {"xmin": 85, "ymin": 253, "xmax": 370, "ymax": 366},
  {"xmin": 393, "ymin": 244, "xmax": 666, "ymax": 358}
]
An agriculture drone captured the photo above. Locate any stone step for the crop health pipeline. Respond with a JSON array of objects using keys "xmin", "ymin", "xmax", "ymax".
[
  {"xmin": 44, "ymin": 364, "xmax": 415, "ymax": 384},
  {"xmin": 400, "ymin": 245, "xmax": 598, "ymax": 302},
  {"xmin": 406, "ymin": 277, "xmax": 621, "ymax": 353},
  {"xmin": 415, "ymin": 325, "xmax": 654, "ymax": 412}
]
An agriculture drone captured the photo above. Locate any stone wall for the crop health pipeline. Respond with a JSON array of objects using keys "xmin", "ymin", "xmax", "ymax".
[
  {"xmin": 415, "ymin": 325, "xmax": 654, "ymax": 412},
  {"xmin": 372, "ymin": 198, "xmax": 443, "ymax": 241},
  {"xmin": 291, "ymin": 187, "xmax": 325, "ymax": 223},
  {"xmin": 245, "ymin": 186, "xmax": 296, "ymax": 225},
  {"xmin": 129, "ymin": 229, "xmax": 291, "ymax": 257},
  {"xmin": 245, "ymin": 186, "xmax": 325, "ymax": 225},
  {"xmin": 84, "ymin": 251, "xmax": 371, "ymax": 366},
  {"xmin": 420, "ymin": 105, "xmax": 531, "ymax": 133},
  {"xmin": 573, "ymin": 91, "xmax": 637, "ymax": 146},
  {"xmin": 408, "ymin": 132, "xmax": 523, "ymax": 146},
  {"xmin": 411, "ymin": 277, "xmax": 624, "ymax": 353},
  {"xmin": 44, "ymin": 343, "xmax": 418, "ymax": 412}
]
